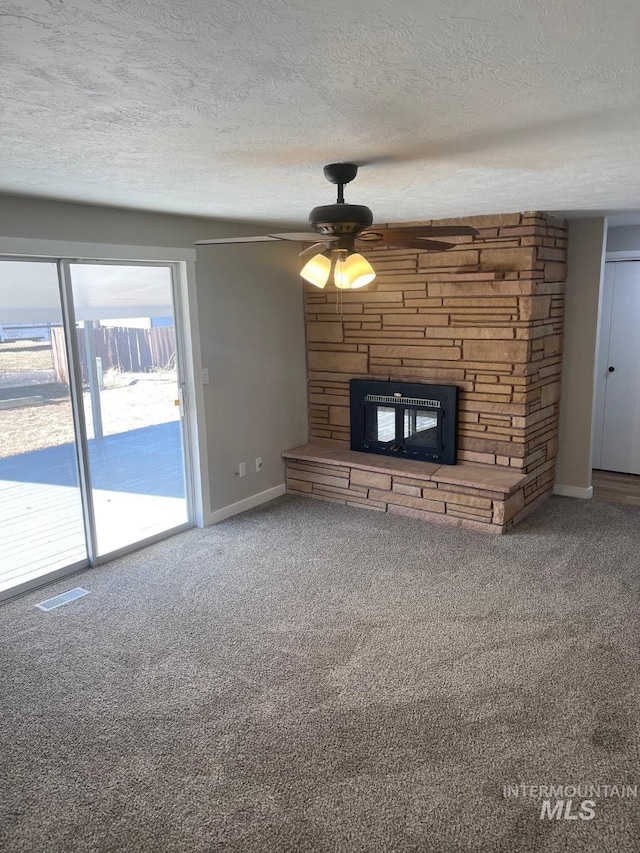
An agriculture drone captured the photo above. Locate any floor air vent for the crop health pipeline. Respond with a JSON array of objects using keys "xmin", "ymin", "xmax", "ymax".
[{"xmin": 35, "ymin": 587, "xmax": 90, "ymax": 611}]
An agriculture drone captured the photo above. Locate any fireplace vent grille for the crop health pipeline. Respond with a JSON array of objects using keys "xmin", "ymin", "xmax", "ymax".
[{"xmin": 364, "ymin": 393, "xmax": 442, "ymax": 409}]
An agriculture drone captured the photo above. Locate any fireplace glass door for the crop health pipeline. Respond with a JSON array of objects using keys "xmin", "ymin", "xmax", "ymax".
[
  {"xmin": 363, "ymin": 401, "xmax": 442, "ymax": 453},
  {"xmin": 403, "ymin": 408, "xmax": 440, "ymax": 450},
  {"xmin": 365, "ymin": 404, "xmax": 396, "ymax": 444},
  {"xmin": 351, "ymin": 379, "xmax": 459, "ymax": 465}
]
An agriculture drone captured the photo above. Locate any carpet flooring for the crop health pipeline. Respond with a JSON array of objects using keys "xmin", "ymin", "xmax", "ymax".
[{"xmin": 1, "ymin": 494, "xmax": 639, "ymax": 853}]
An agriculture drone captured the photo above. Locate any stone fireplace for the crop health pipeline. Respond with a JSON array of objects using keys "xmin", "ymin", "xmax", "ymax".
[{"xmin": 283, "ymin": 211, "xmax": 567, "ymax": 533}]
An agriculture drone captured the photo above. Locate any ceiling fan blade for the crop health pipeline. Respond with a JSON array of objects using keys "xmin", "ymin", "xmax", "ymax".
[
  {"xmin": 196, "ymin": 232, "xmax": 338, "ymax": 246},
  {"xmin": 360, "ymin": 237, "xmax": 454, "ymax": 252},
  {"xmin": 396, "ymin": 225, "xmax": 479, "ymax": 237},
  {"xmin": 299, "ymin": 241, "xmax": 332, "ymax": 257},
  {"xmin": 195, "ymin": 236, "xmax": 281, "ymax": 245},
  {"xmin": 360, "ymin": 225, "xmax": 478, "ymax": 241},
  {"xmin": 270, "ymin": 233, "xmax": 338, "ymax": 242}
]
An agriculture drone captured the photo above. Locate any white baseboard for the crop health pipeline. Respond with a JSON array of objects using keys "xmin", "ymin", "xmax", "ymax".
[
  {"xmin": 553, "ymin": 484, "xmax": 594, "ymax": 499},
  {"xmin": 204, "ymin": 484, "xmax": 287, "ymax": 525}
]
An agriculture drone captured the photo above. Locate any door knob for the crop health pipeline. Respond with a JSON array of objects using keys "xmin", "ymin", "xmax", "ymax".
[{"xmin": 608, "ymin": 366, "xmax": 615, "ymax": 373}]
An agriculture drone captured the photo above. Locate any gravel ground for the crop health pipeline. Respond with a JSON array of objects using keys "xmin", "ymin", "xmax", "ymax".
[{"xmin": 0, "ymin": 371, "xmax": 180, "ymax": 458}]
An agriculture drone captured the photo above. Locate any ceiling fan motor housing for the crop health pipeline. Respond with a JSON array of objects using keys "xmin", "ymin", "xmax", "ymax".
[{"xmin": 309, "ymin": 203, "xmax": 374, "ymax": 236}]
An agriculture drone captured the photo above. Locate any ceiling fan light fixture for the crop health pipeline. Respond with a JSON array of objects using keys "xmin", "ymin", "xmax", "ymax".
[
  {"xmin": 300, "ymin": 253, "xmax": 331, "ymax": 288},
  {"xmin": 341, "ymin": 252, "xmax": 376, "ymax": 289},
  {"xmin": 304, "ymin": 249, "xmax": 376, "ymax": 290},
  {"xmin": 333, "ymin": 254, "xmax": 350, "ymax": 290}
]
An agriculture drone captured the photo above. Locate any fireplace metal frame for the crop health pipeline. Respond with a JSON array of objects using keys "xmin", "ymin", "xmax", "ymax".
[{"xmin": 350, "ymin": 379, "xmax": 459, "ymax": 465}]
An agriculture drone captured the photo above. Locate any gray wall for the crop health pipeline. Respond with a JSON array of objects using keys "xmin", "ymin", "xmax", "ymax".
[
  {"xmin": 0, "ymin": 194, "xmax": 309, "ymax": 517},
  {"xmin": 555, "ymin": 218, "xmax": 607, "ymax": 493},
  {"xmin": 606, "ymin": 225, "xmax": 640, "ymax": 252}
]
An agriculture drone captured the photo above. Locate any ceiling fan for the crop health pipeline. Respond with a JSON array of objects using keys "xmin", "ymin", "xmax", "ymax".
[{"xmin": 195, "ymin": 163, "xmax": 478, "ymax": 290}]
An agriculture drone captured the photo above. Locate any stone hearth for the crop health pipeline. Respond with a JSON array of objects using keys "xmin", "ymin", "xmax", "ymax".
[
  {"xmin": 283, "ymin": 442, "xmax": 527, "ymax": 534},
  {"xmin": 284, "ymin": 211, "xmax": 567, "ymax": 533}
]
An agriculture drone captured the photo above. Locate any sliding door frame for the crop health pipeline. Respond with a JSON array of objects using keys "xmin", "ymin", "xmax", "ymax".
[
  {"xmin": 64, "ymin": 257, "xmax": 195, "ymax": 562},
  {"xmin": 58, "ymin": 259, "xmax": 99, "ymax": 563},
  {"xmin": 0, "ymin": 256, "xmax": 89, "ymax": 602},
  {"xmin": 0, "ymin": 240, "xmax": 205, "ymax": 599}
]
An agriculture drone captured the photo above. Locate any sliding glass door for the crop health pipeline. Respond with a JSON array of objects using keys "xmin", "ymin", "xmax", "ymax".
[
  {"xmin": 0, "ymin": 260, "xmax": 87, "ymax": 594},
  {"xmin": 0, "ymin": 257, "xmax": 192, "ymax": 598},
  {"xmin": 67, "ymin": 262, "xmax": 189, "ymax": 556}
]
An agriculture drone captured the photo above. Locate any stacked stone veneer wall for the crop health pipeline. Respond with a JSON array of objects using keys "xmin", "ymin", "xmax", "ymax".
[{"xmin": 304, "ymin": 211, "xmax": 567, "ymax": 514}]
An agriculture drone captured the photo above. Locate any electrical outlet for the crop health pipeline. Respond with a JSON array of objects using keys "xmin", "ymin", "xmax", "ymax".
[
  {"xmin": 202, "ymin": 368, "xmax": 210, "ymax": 384},
  {"xmin": 238, "ymin": 462, "xmax": 246, "ymax": 478},
  {"xmin": 255, "ymin": 457, "xmax": 263, "ymax": 472}
]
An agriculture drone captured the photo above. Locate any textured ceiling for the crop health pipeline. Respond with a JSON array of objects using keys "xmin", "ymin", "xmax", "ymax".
[{"xmin": 2, "ymin": 0, "xmax": 640, "ymax": 225}]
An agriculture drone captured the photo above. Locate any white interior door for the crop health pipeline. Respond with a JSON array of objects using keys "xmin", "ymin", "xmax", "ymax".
[{"xmin": 599, "ymin": 261, "xmax": 640, "ymax": 475}]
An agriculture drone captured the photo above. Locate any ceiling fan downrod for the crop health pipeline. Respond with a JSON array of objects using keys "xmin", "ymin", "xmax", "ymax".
[
  {"xmin": 323, "ymin": 162, "xmax": 358, "ymax": 204},
  {"xmin": 310, "ymin": 163, "xmax": 373, "ymax": 236}
]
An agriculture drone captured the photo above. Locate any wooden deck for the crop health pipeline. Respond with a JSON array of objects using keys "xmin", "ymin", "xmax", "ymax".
[{"xmin": 0, "ymin": 421, "xmax": 188, "ymax": 594}]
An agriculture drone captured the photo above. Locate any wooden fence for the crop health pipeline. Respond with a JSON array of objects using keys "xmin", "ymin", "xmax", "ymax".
[{"xmin": 52, "ymin": 325, "xmax": 176, "ymax": 384}]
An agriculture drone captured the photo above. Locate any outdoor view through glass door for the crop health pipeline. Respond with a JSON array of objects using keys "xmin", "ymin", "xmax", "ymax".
[
  {"xmin": 0, "ymin": 260, "xmax": 87, "ymax": 594},
  {"xmin": 68, "ymin": 263, "xmax": 189, "ymax": 556},
  {"xmin": 0, "ymin": 258, "xmax": 191, "ymax": 598}
]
